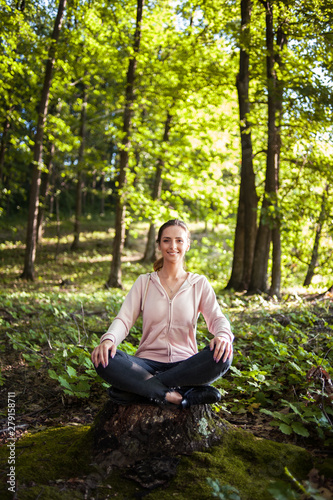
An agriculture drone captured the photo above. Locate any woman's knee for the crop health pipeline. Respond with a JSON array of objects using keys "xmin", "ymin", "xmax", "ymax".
[
  {"xmin": 95, "ymin": 360, "xmax": 107, "ymax": 378},
  {"xmin": 94, "ymin": 350, "xmax": 122, "ymax": 377},
  {"xmin": 203, "ymin": 345, "xmax": 232, "ymax": 377}
]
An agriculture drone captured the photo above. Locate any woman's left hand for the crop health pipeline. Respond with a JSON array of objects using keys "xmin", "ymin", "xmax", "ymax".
[{"xmin": 210, "ymin": 336, "xmax": 233, "ymax": 363}]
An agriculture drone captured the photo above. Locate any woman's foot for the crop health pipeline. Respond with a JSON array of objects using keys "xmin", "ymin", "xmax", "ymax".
[
  {"xmin": 165, "ymin": 390, "xmax": 183, "ymax": 405},
  {"xmin": 181, "ymin": 386, "xmax": 221, "ymax": 408}
]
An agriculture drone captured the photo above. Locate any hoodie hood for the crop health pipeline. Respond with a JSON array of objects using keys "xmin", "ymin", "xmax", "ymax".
[{"xmin": 150, "ymin": 271, "xmax": 203, "ymax": 287}]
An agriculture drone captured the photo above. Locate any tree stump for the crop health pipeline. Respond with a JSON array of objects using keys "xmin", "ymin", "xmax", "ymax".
[{"xmin": 92, "ymin": 400, "xmax": 228, "ymax": 488}]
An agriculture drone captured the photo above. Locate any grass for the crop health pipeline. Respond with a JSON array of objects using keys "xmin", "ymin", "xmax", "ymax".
[
  {"xmin": 0, "ymin": 215, "xmax": 332, "ymax": 441},
  {"xmin": 0, "ymin": 215, "xmax": 332, "ymax": 499}
]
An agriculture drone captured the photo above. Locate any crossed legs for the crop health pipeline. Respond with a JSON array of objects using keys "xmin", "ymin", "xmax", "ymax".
[{"xmin": 95, "ymin": 345, "xmax": 232, "ymax": 404}]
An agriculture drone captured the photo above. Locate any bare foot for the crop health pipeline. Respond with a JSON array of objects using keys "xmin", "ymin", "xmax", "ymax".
[{"xmin": 165, "ymin": 390, "xmax": 183, "ymax": 405}]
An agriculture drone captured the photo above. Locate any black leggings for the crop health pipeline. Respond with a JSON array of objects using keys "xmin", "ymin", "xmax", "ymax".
[{"xmin": 95, "ymin": 345, "xmax": 232, "ymax": 402}]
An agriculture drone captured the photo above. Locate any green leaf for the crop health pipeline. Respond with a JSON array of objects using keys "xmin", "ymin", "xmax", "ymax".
[
  {"xmin": 281, "ymin": 400, "xmax": 302, "ymax": 416},
  {"xmin": 291, "ymin": 422, "xmax": 310, "ymax": 437},
  {"xmin": 288, "ymin": 361, "xmax": 304, "ymax": 373},
  {"xmin": 267, "ymin": 480, "xmax": 299, "ymax": 500},
  {"xmin": 76, "ymin": 380, "xmax": 91, "ymax": 392},
  {"xmin": 58, "ymin": 376, "xmax": 73, "ymax": 391},
  {"xmin": 66, "ymin": 365, "xmax": 77, "ymax": 378},
  {"xmin": 230, "ymin": 366, "xmax": 243, "ymax": 377},
  {"xmin": 48, "ymin": 369, "xmax": 58, "ymax": 380},
  {"xmin": 279, "ymin": 424, "xmax": 293, "ymax": 435}
]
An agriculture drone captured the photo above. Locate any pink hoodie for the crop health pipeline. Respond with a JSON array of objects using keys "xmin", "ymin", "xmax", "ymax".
[{"xmin": 100, "ymin": 272, "xmax": 233, "ymax": 362}]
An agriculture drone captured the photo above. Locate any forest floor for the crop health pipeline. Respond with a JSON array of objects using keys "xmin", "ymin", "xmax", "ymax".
[{"xmin": 0, "ymin": 217, "xmax": 332, "ymax": 498}]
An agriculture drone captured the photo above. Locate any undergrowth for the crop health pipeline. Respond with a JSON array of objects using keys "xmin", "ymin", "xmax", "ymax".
[{"xmin": 0, "ymin": 219, "xmax": 332, "ymax": 448}]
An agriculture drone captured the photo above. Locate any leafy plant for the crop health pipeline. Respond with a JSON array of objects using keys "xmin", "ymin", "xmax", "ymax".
[
  {"xmin": 212, "ymin": 295, "xmax": 333, "ymax": 440},
  {"xmin": 268, "ymin": 467, "xmax": 327, "ymax": 500},
  {"xmin": 207, "ymin": 478, "xmax": 241, "ymax": 500},
  {"xmin": 261, "ymin": 399, "xmax": 333, "ymax": 439}
]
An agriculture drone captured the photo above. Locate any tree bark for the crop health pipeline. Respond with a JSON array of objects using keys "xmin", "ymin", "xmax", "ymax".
[
  {"xmin": 90, "ymin": 169, "xmax": 96, "ymax": 212},
  {"xmin": 55, "ymin": 191, "xmax": 61, "ymax": 259},
  {"xmin": 0, "ymin": 115, "xmax": 11, "ymax": 184},
  {"xmin": 71, "ymin": 87, "xmax": 88, "ymax": 251},
  {"xmin": 36, "ymin": 142, "xmax": 55, "ymax": 244},
  {"xmin": 303, "ymin": 185, "xmax": 329, "ymax": 286},
  {"xmin": 143, "ymin": 223, "xmax": 158, "ymax": 263},
  {"xmin": 106, "ymin": 0, "xmax": 144, "ymax": 288},
  {"xmin": 142, "ymin": 111, "xmax": 172, "ymax": 263},
  {"xmin": 124, "ymin": 156, "xmax": 139, "ymax": 249},
  {"xmin": 270, "ymin": 225, "xmax": 281, "ymax": 296},
  {"xmin": 92, "ymin": 401, "xmax": 228, "ymax": 488},
  {"xmin": 100, "ymin": 172, "xmax": 105, "ymax": 216},
  {"xmin": 226, "ymin": 0, "xmax": 257, "ymax": 291},
  {"xmin": 226, "ymin": 188, "xmax": 245, "ymax": 290},
  {"xmin": 269, "ymin": 22, "xmax": 286, "ymax": 298},
  {"xmin": 249, "ymin": 1, "xmax": 284, "ymax": 295},
  {"xmin": 21, "ymin": 0, "xmax": 67, "ymax": 280}
]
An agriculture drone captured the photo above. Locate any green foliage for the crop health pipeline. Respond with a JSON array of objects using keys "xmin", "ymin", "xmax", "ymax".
[
  {"xmin": 1, "ymin": 0, "xmax": 332, "ymax": 290},
  {"xmin": 207, "ymin": 464, "xmax": 328, "ymax": 500},
  {"xmin": 268, "ymin": 467, "xmax": 327, "ymax": 500},
  {"xmin": 212, "ymin": 293, "xmax": 333, "ymax": 442},
  {"xmin": 187, "ymin": 230, "xmax": 232, "ymax": 283},
  {"xmin": 1, "ymin": 284, "xmax": 126, "ymax": 398},
  {"xmin": 207, "ymin": 478, "xmax": 241, "ymax": 500},
  {"xmin": 0, "ymin": 221, "xmax": 332, "ymax": 444}
]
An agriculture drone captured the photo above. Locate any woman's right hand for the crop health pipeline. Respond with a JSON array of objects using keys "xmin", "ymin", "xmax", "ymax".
[{"xmin": 91, "ymin": 340, "xmax": 116, "ymax": 368}]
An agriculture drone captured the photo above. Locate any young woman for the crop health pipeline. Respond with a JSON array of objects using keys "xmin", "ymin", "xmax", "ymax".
[{"xmin": 91, "ymin": 219, "xmax": 233, "ymax": 408}]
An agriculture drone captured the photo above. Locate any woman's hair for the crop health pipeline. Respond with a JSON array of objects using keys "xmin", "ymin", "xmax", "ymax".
[{"xmin": 153, "ymin": 219, "xmax": 190, "ymax": 272}]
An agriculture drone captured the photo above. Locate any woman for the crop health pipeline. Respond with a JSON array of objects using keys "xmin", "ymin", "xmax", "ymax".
[{"xmin": 91, "ymin": 219, "xmax": 233, "ymax": 408}]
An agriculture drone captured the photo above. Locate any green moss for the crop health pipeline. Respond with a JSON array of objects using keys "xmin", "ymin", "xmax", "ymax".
[
  {"xmin": 0, "ymin": 425, "xmax": 325, "ymax": 500},
  {"xmin": 10, "ymin": 485, "xmax": 84, "ymax": 500},
  {"xmin": 145, "ymin": 428, "xmax": 313, "ymax": 500},
  {"xmin": 0, "ymin": 425, "xmax": 92, "ymax": 500},
  {"xmin": 17, "ymin": 426, "xmax": 92, "ymax": 483}
]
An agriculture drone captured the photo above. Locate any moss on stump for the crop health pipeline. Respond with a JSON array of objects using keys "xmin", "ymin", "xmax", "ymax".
[{"xmin": 1, "ymin": 402, "xmax": 329, "ymax": 499}]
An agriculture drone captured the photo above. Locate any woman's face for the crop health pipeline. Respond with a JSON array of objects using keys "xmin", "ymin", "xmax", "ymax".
[{"xmin": 158, "ymin": 226, "xmax": 190, "ymax": 266}]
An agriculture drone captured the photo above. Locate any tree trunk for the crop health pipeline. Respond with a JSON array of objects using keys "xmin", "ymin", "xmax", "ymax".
[
  {"xmin": 90, "ymin": 169, "xmax": 96, "ymax": 212},
  {"xmin": 71, "ymin": 87, "xmax": 88, "ymax": 251},
  {"xmin": 248, "ymin": 1, "xmax": 284, "ymax": 295},
  {"xmin": 124, "ymin": 161, "xmax": 139, "ymax": 249},
  {"xmin": 55, "ymin": 191, "xmax": 61, "ymax": 259},
  {"xmin": 269, "ymin": 22, "xmax": 286, "ymax": 298},
  {"xmin": 36, "ymin": 142, "xmax": 55, "ymax": 244},
  {"xmin": 226, "ymin": 188, "xmax": 245, "ymax": 290},
  {"xmin": 0, "ymin": 115, "xmax": 11, "ymax": 184},
  {"xmin": 106, "ymin": 0, "xmax": 144, "ymax": 288},
  {"xmin": 143, "ymin": 223, "xmax": 158, "ymax": 263},
  {"xmin": 0, "ymin": 116, "xmax": 12, "ymax": 216},
  {"xmin": 270, "ymin": 226, "xmax": 281, "ymax": 296},
  {"xmin": 226, "ymin": 0, "xmax": 257, "ymax": 291},
  {"xmin": 100, "ymin": 172, "xmax": 105, "ymax": 216},
  {"xmin": 92, "ymin": 401, "xmax": 228, "ymax": 488},
  {"xmin": 142, "ymin": 111, "xmax": 172, "ymax": 263},
  {"xmin": 303, "ymin": 185, "xmax": 329, "ymax": 286},
  {"xmin": 21, "ymin": 0, "xmax": 67, "ymax": 280}
]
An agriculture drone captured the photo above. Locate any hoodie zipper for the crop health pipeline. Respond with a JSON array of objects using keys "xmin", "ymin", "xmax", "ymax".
[
  {"xmin": 165, "ymin": 284, "xmax": 190, "ymax": 361},
  {"xmin": 167, "ymin": 299, "xmax": 172, "ymax": 359},
  {"xmin": 152, "ymin": 274, "xmax": 195, "ymax": 361}
]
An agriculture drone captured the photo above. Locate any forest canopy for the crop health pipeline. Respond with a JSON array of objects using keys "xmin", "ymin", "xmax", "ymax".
[
  {"xmin": 0, "ymin": 0, "xmax": 332, "ymax": 294},
  {"xmin": 1, "ymin": 5, "xmax": 333, "ymax": 493}
]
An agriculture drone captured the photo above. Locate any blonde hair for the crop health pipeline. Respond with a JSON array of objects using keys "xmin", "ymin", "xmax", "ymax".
[{"xmin": 153, "ymin": 219, "xmax": 190, "ymax": 272}]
